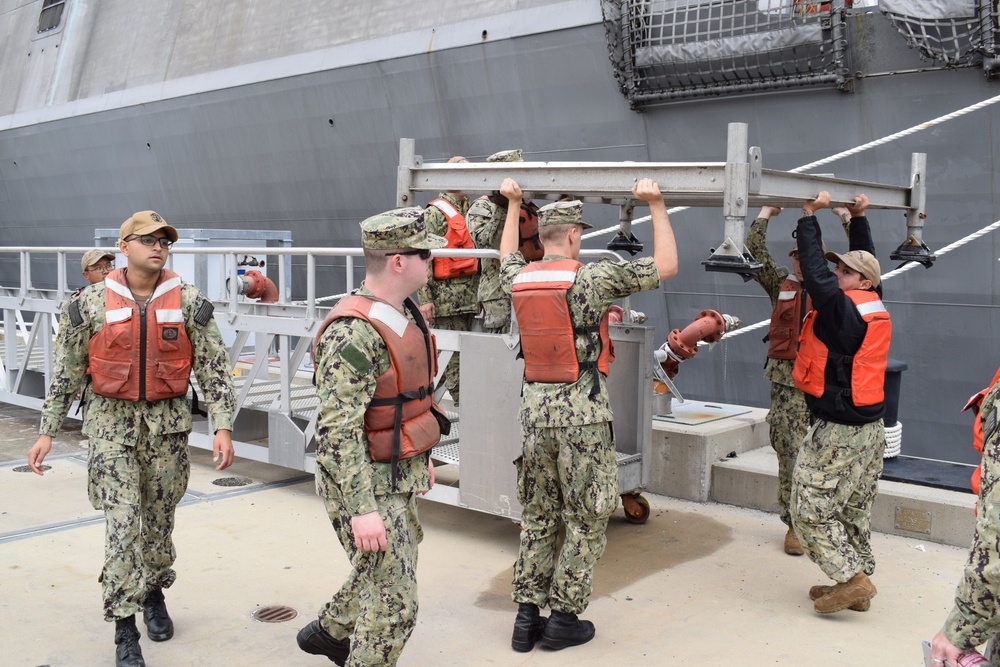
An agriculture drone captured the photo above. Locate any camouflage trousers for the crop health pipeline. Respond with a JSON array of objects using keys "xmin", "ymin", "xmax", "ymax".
[
  {"xmin": 481, "ymin": 299, "xmax": 511, "ymax": 334},
  {"xmin": 316, "ymin": 467, "xmax": 423, "ymax": 667},
  {"xmin": 87, "ymin": 430, "xmax": 190, "ymax": 621},
  {"xmin": 791, "ymin": 419, "xmax": 885, "ymax": 583},
  {"xmin": 432, "ymin": 312, "xmax": 476, "ymax": 405},
  {"xmin": 766, "ymin": 383, "xmax": 811, "ymax": 526},
  {"xmin": 512, "ymin": 422, "xmax": 618, "ymax": 615}
]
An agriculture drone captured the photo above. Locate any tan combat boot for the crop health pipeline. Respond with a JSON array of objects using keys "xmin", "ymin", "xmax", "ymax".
[
  {"xmin": 784, "ymin": 527, "xmax": 804, "ymax": 556},
  {"xmin": 808, "ymin": 584, "xmax": 871, "ymax": 611},
  {"xmin": 813, "ymin": 572, "xmax": 876, "ymax": 614}
]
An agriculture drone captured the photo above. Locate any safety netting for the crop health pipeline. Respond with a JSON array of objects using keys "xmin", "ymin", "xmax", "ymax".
[
  {"xmin": 602, "ymin": 0, "xmax": 853, "ymax": 107},
  {"xmin": 879, "ymin": 0, "xmax": 997, "ymax": 65}
]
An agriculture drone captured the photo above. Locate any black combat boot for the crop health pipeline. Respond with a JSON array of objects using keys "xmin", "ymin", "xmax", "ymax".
[
  {"xmin": 511, "ymin": 603, "xmax": 548, "ymax": 652},
  {"xmin": 142, "ymin": 587, "xmax": 174, "ymax": 641},
  {"xmin": 296, "ymin": 619, "xmax": 350, "ymax": 666},
  {"xmin": 114, "ymin": 615, "xmax": 145, "ymax": 667},
  {"xmin": 539, "ymin": 610, "xmax": 595, "ymax": 650}
]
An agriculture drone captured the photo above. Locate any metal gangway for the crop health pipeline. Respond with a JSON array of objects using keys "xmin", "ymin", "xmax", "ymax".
[{"xmin": 0, "ymin": 122, "xmax": 932, "ymax": 523}]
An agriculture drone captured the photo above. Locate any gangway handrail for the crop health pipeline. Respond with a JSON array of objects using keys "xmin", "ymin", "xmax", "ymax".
[{"xmin": 0, "ymin": 243, "xmax": 630, "ymax": 471}]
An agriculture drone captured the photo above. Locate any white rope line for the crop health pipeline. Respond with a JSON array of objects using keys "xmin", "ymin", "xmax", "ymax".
[
  {"xmin": 879, "ymin": 217, "xmax": 1000, "ymax": 282},
  {"xmin": 585, "ymin": 92, "xmax": 1000, "ymax": 241},
  {"xmin": 792, "ymin": 92, "xmax": 1000, "ymax": 173}
]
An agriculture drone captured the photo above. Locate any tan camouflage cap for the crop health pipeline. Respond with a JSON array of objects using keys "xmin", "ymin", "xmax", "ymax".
[
  {"xmin": 360, "ymin": 207, "xmax": 447, "ymax": 250},
  {"xmin": 487, "ymin": 149, "xmax": 523, "ymax": 163},
  {"xmin": 81, "ymin": 249, "xmax": 114, "ymax": 271},
  {"xmin": 825, "ymin": 249, "xmax": 882, "ymax": 288},
  {"xmin": 537, "ymin": 200, "xmax": 593, "ymax": 230},
  {"xmin": 120, "ymin": 211, "xmax": 178, "ymax": 243}
]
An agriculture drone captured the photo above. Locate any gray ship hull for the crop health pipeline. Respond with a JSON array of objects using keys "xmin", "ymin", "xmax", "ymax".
[{"xmin": 1, "ymin": 2, "xmax": 997, "ymax": 466}]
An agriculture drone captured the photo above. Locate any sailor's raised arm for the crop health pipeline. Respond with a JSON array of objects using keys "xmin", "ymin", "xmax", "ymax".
[{"xmin": 633, "ymin": 178, "xmax": 677, "ymax": 281}]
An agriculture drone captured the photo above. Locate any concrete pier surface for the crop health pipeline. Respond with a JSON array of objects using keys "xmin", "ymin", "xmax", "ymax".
[{"xmin": 0, "ymin": 404, "xmax": 975, "ymax": 666}]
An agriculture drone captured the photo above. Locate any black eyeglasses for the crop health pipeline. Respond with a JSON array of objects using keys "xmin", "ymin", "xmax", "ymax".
[
  {"xmin": 86, "ymin": 263, "xmax": 114, "ymax": 273},
  {"xmin": 125, "ymin": 234, "xmax": 173, "ymax": 249},
  {"xmin": 387, "ymin": 249, "xmax": 432, "ymax": 260}
]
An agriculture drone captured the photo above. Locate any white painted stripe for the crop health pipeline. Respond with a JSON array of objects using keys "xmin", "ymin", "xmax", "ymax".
[
  {"xmin": 156, "ymin": 309, "xmax": 184, "ymax": 323},
  {"xmin": 106, "ymin": 308, "xmax": 132, "ymax": 323},
  {"xmin": 368, "ymin": 301, "xmax": 410, "ymax": 338},
  {"xmin": 513, "ymin": 270, "xmax": 578, "ymax": 285}
]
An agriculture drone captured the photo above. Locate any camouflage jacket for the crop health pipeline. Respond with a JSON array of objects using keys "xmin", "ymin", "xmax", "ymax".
[
  {"xmin": 500, "ymin": 252, "xmax": 660, "ymax": 427},
  {"xmin": 313, "ymin": 284, "xmax": 431, "ymax": 516},
  {"xmin": 944, "ymin": 373, "xmax": 1000, "ymax": 648},
  {"xmin": 746, "ymin": 216, "xmax": 796, "ymax": 387},
  {"xmin": 467, "ymin": 196, "xmax": 506, "ymax": 307},
  {"xmin": 39, "ymin": 279, "xmax": 236, "ymax": 443},
  {"xmin": 417, "ymin": 192, "xmax": 479, "ymax": 317}
]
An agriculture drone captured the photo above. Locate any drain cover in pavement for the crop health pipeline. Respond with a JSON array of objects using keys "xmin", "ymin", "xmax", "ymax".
[
  {"xmin": 212, "ymin": 476, "xmax": 254, "ymax": 487},
  {"xmin": 252, "ymin": 605, "xmax": 298, "ymax": 623}
]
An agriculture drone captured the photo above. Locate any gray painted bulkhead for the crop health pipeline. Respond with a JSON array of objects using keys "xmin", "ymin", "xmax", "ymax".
[{"xmin": 0, "ymin": 2, "xmax": 999, "ymax": 465}]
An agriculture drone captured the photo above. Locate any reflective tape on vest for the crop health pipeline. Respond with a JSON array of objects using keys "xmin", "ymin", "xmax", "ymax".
[
  {"xmin": 855, "ymin": 300, "xmax": 887, "ymax": 316},
  {"xmin": 156, "ymin": 309, "xmax": 184, "ymax": 323},
  {"xmin": 106, "ymin": 307, "xmax": 132, "ymax": 323},
  {"xmin": 430, "ymin": 199, "xmax": 460, "ymax": 218},
  {"xmin": 512, "ymin": 269, "xmax": 579, "ymax": 286},
  {"xmin": 151, "ymin": 276, "xmax": 182, "ymax": 300},
  {"xmin": 368, "ymin": 301, "xmax": 409, "ymax": 338},
  {"xmin": 104, "ymin": 277, "xmax": 132, "ymax": 300}
]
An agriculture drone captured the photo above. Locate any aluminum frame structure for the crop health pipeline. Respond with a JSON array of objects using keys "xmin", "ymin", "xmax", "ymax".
[{"xmin": 396, "ymin": 122, "xmax": 931, "ymax": 277}]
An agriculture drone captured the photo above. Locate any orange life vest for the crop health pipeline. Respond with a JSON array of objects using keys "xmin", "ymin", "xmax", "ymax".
[
  {"xmin": 962, "ymin": 366, "xmax": 1000, "ymax": 497},
  {"xmin": 315, "ymin": 295, "xmax": 442, "ymax": 468},
  {"xmin": 792, "ymin": 290, "xmax": 891, "ymax": 407},
  {"xmin": 88, "ymin": 268, "xmax": 193, "ymax": 402},
  {"xmin": 511, "ymin": 259, "xmax": 614, "ymax": 391},
  {"xmin": 767, "ymin": 276, "xmax": 810, "ymax": 361},
  {"xmin": 428, "ymin": 197, "xmax": 479, "ymax": 280},
  {"xmin": 518, "ymin": 200, "xmax": 543, "ymax": 261}
]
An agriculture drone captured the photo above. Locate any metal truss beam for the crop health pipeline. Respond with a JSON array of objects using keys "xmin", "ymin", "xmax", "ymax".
[{"xmin": 397, "ymin": 122, "xmax": 933, "ymax": 275}]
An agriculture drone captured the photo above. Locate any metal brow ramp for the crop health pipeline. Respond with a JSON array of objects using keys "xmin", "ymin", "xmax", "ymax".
[
  {"xmin": 396, "ymin": 122, "xmax": 932, "ymax": 277},
  {"xmin": 0, "ymin": 244, "xmax": 651, "ymax": 522}
]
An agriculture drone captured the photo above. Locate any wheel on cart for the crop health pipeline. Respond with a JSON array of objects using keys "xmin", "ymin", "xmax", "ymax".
[{"xmin": 621, "ymin": 493, "xmax": 650, "ymax": 524}]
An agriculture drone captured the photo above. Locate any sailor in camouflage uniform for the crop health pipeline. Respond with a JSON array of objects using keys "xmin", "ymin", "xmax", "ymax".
[
  {"xmin": 498, "ymin": 178, "xmax": 678, "ymax": 651},
  {"xmin": 931, "ymin": 367, "xmax": 1000, "ymax": 665},
  {"xmin": 417, "ymin": 156, "xmax": 478, "ymax": 405},
  {"xmin": 79, "ymin": 248, "xmax": 116, "ymax": 287},
  {"xmin": 296, "ymin": 208, "xmax": 445, "ymax": 667},
  {"xmin": 746, "ymin": 205, "xmax": 853, "ymax": 556},
  {"xmin": 28, "ymin": 211, "xmax": 236, "ymax": 667},
  {"xmin": 790, "ymin": 192, "xmax": 890, "ymax": 615},
  {"xmin": 468, "ymin": 149, "xmax": 531, "ymax": 333}
]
